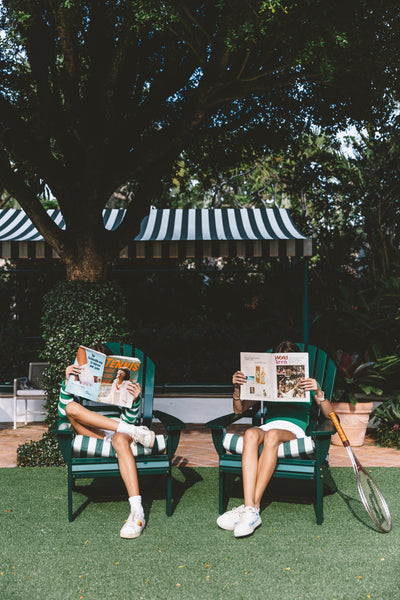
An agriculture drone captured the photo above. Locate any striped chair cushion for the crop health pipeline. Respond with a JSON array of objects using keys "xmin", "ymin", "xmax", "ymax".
[
  {"xmin": 223, "ymin": 433, "xmax": 315, "ymax": 459},
  {"xmin": 72, "ymin": 434, "xmax": 166, "ymax": 458}
]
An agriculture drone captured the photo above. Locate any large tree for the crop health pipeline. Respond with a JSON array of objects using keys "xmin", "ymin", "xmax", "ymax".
[{"xmin": 0, "ymin": 0, "xmax": 398, "ymax": 281}]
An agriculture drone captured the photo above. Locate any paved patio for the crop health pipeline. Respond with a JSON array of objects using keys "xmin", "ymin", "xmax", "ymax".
[{"xmin": 2, "ymin": 421, "xmax": 400, "ymax": 468}]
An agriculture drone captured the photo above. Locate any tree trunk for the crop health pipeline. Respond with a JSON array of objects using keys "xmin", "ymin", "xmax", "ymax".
[{"xmin": 61, "ymin": 238, "xmax": 111, "ymax": 282}]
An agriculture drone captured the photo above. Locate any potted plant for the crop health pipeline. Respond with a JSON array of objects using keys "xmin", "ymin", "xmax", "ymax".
[{"xmin": 331, "ymin": 350, "xmax": 384, "ymax": 446}]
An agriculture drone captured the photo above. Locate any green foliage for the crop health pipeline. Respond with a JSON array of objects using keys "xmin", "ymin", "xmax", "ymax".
[
  {"xmin": 310, "ymin": 273, "xmax": 400, "ymax": 370},
  {"xmin": 18, "ymin": 280, "xmax": 130, "ymax": 466},
  {"xmin": 0, "ymin": 265, "xmax": 49, "ymax": 381},
  {"xmin": 125, "ymin": 259, "xmax": 305, "ymax": 382},
  {"xmin": 40, "ymin": 281, "xmax": 129, "ymax": 426},
  {"xmin": 1, "ymin": 0, "xmax": 399, "ymax": 278},
  {"xmin": 371, "ymin": 396, "xmax": 400, "ymax": 449},
  {"xmin": 16, "ymin": 431, "xmax": 65, "ymax": 467},
  {"xmin": 333, "ymin": 357, "xmax": 384, "ymax": 405}
]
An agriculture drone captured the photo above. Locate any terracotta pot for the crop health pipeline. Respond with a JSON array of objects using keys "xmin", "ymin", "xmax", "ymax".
[{"xmin": 331, "ymin": 401, "xmax": 374, "ymax": 447}]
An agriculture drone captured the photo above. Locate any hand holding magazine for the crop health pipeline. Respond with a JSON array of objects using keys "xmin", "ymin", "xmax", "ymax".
[
  {"xmin": 240, "ymin": 352, "xmax": 310, "ymax": 402},
  {"xmin": 66, "ymin": 345, "xmax": 141, "ymax": 408}
]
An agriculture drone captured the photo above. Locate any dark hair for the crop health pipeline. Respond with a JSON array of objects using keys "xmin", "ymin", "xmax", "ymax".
[
  {"xmin": 120, "ymin": 367, "xmax": 131, "ymax": 381},
  {"xmin": 90, "ymin": 343, "xmax": 113, "ymax": 355},
  {"xmin": 274, "ymin": 340, "xmax": 301, "ymax": 353}
]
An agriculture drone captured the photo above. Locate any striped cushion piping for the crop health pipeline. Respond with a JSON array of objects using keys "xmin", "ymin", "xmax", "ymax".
[
  {"xmin": 72, "ymin": 433, "xmax": 166, "ymax": 458},
  {"xmin": 223, "ymin": 433, "xmax": 315, "ymax": 459}
]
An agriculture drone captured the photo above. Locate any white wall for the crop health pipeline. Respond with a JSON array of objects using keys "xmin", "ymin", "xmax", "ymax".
[
  {"xmin": 153, "ymin": 395, "xmax": 237, "ymax": 424},
  {"xmin": 0, "ymin": 395, "xmax": 46, "ymax": 424}
]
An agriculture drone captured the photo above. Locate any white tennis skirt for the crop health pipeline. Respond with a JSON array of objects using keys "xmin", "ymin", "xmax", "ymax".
[{"xmin": 259, "ymin": 419, "xmax": 305, "ymax": 439}]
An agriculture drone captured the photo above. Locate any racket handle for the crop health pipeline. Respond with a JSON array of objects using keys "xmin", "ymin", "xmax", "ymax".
[{"xmin": 329, "ymin": 411, "xmax": 350, "ymax": 446}]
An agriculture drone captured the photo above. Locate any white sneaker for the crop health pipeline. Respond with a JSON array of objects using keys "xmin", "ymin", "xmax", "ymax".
[
  {"xmin": 132, "ymin": 425, "xmax": 155, "ymax": 448},
  {"xmin": 233, "ymin": 506, "xmax": 261, "ymax": 538},
  {"xmin": 120, "ymin": 509, "xmax": 146, "ymax": 539},
  {"xmin": 217, "ymin": 505, "xmax": 246, "ymax": 530}
]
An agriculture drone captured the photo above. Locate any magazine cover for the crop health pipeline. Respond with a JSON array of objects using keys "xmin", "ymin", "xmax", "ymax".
[
  {"xmin": 65, "ymin": 346, "xmax": 141, "ymax": 407},
  {"xmin": 240, "ymin": 352, "xmax": 310, "ymax": 402}
]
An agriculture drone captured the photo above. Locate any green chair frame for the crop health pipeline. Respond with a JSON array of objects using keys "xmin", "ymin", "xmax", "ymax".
[
  {"xmin": 53, "ymin": 344, "xmax": 185, "ymax": 521},
  {"xmin": 205, "ymin": 343, "xmax": 337, "ymax": 525}
]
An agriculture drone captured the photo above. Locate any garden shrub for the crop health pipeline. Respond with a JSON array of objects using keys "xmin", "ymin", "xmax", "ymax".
[
  {"xmin": 17, "ymin": 281, "xmax": 130, "ymax": 467},
  {"xmin": 370, "ymin": 395, "xmax": 400, "ymax": 449}
]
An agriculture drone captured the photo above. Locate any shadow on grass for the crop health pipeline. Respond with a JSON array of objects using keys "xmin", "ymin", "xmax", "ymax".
[
  {"xmin": 221, "ymin": 468, "xmax": 338, "ymax": 522},
  {"xmin": 336, "ymin": 489, "xmax": 389, "ymax": 533},
  {"xmin": 71, "ymin": 466, "xmax": 203, "ymax": 520}
]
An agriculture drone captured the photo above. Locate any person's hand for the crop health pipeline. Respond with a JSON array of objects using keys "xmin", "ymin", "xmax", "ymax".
[
  {"xmin": 66, "ymin": 364, "xmax": 81, "ymax": 380},
  {"xmin": 78, "ymin": 363, "xmax": 95, "ymax": 386},
  {"xmin": 232, "ymin": 371, "xmax": 247, "ymax": 387},
  {"xmin": 127, "ymin": 381, "xmax": 141, "ymax": 400},
  {"xmin": 299, "ymin": 378, "xmax": 319, "ymax": 392}
]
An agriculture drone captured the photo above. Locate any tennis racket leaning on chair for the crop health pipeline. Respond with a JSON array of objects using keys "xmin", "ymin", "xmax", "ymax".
[{"xmin": 329, "ymin": 411, "xmax": 392, "ymax": 532}]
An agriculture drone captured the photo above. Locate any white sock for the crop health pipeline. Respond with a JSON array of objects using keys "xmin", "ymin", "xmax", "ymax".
[
  {"xmin": 129, "ymin": 495, "xmax": 143, "ymax": 514},
  {"xmin": 117, "ymin": 421, "xmax": 136, "ymax": 436}
]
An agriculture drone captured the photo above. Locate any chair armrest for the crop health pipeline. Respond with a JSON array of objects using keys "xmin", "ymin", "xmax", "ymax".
[
  {"xmin": 153, "ymin": 410, "xmax": 185, "ymax": 459},
  {"xmin": 52, "ymin": 418, "xmax": 74, "ymax": 464},
  {"xmin": 309, "ymin": 419, "xmax": 337, "ymax": 437},
  {"xmin": 14, "ymin": 377, "xmax": 28, "ymax": 394},
  {"xmin": 52, "ymin": 417, "xmax": 74, "ymax": 436},
  {"xmin": 205, "ymin": 406, "xmax": 254, "ymax": 430},
  {"xmin": 205, "ymin": 407, "xmax": 257, "ymax": 456},
  {"xmin": 153, "ymin": 409, "xmax": 185, "ymax": 431}
]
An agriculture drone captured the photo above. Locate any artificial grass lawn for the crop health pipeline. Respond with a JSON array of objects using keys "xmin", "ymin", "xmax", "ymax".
[{"xmin": 1, "ymin": 466, "xmax": 399, "ymax": 600}]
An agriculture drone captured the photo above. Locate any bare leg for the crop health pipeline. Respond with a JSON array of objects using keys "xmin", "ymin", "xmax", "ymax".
[
  {"xmin": 65, "ymin": 401, "xmax": 120, "ymax": 438},
  {"xmin": 66, "ymin": 402, "xmax": 140, "ymax": 497},
  {"xmin": 242, "ymin": 427, "xmax": 296, "ymax": 507},
  {"xmin": 242, "ymin": 427, "xmax": 266, "ymax": 507},
  {"xmin": 254, "ymin": 429, "xmax": 296, "ymax": 508},
  {"xmin": 112, "ymin": 433, "xmax": 140, "ymax": 497}
]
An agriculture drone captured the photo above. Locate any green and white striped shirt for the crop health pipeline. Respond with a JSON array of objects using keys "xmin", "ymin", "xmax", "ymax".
[{"xmin": 58, "ymin": 381, "xmax": 141, "ymax": 425}]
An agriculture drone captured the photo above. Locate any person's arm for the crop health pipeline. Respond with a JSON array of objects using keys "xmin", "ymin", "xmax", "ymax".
[
  {"xmin": 58, "ymin": 365, "xmax": 80, "ymax": 417},
  {"xmin": 120, "ymin": 382, "xmax": 142, "ymax": 424},
  {"xmin": 299, "ymin": 377, "xmax": 333, "ymax": 419},
  {"xmin": 232, "ymin": 370, "xmax": 256, "ymax": 414}
]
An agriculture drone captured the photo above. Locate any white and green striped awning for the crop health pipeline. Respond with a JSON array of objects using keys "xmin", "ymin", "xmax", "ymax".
[{"xmin": 0, "ymin": 207, "xmax": 312, "ymax": 259}]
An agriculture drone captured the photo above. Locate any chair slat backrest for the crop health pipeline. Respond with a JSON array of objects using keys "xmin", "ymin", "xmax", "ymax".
[
  {"xmin": 140, "ymin": 353, "xmax": 155, "ymax": 428},
  {"xmin": 28, "ymin": 362, "xmax": 49, "ymax": 387}
]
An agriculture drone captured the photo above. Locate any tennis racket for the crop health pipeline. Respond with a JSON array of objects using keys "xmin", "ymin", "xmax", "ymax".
[{"xmin": 329, "ymin": 411, "xmax": 392, "ymax": 533}]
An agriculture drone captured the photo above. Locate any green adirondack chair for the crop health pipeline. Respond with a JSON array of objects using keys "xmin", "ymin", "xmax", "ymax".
[
  {"xmin": 53, "ymin": 344, "xmax": 185, "ymax": 521},
  {"xmin": 205, "ymin": 344, "xmax": 337, "ymax": 525}
]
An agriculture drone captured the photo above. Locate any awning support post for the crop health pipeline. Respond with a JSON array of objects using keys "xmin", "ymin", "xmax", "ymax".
[{"xmin": 302, "ymin": 258, "xmax": 309, "ymax": 344}]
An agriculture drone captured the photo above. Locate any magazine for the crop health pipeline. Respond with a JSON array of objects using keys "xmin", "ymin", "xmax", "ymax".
[
  {"xmin": 240, "ymin": 352, "xmax": 310, "ymax": 402},
  {"xmin": 65, "ymin": 345, "xmax": 141, "ymax": 408}
]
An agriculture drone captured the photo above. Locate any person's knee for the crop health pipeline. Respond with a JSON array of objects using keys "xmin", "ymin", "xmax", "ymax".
[
  {"xmin": 112, "ymin": 432, "xmax": 131, "ymax": 452},
  {"xmin": 262, "ymin": 430, "xmax": 281, "ymax": 449},
  {"xmin": 65, "ymin": 401, "xmax": 80, "ymax": 419},
  {"xmin": 243, "ymin": 427, "xmax": 261, "ymax": 446}
]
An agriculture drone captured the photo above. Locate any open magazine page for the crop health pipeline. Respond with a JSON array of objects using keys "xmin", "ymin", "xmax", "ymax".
[
  {"xmin": 240, "ymin": 352, "xmax": 276, "ymax": 401},
  {"xmin": 65, "ymin": 346, "xmax": 106, "ymax": 402},
  {"xmin": 240, "ymin": 352, "xmax": 310, "ymax": 402},
  {"xmin": 274, "ymin": 352, "xmax": 310, "ymax": 402},
  {"xmin": 97, "ymin": 355, "xmax": 141, "ymax": 408}
]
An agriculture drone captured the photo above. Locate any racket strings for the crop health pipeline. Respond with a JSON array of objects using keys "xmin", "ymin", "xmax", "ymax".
[{"xmin": 358, "ymin": 470, "xmax": 392, "ymax": 532}]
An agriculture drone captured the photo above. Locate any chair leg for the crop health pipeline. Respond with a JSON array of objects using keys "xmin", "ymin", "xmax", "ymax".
[
  {"xmin": 315, "ymin": 467, "xmax": 323, "ymax": 525},
  {"xmin": 166, "ymin": 471, "xmax": 172, "ymax": 517},
  {"xmin": 219, "ymin": 471, "xmax": 225, "ymax": 515},
  {"xmin": 68, "ymin": 471, "xmax": 73, "ymax": 523}
]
